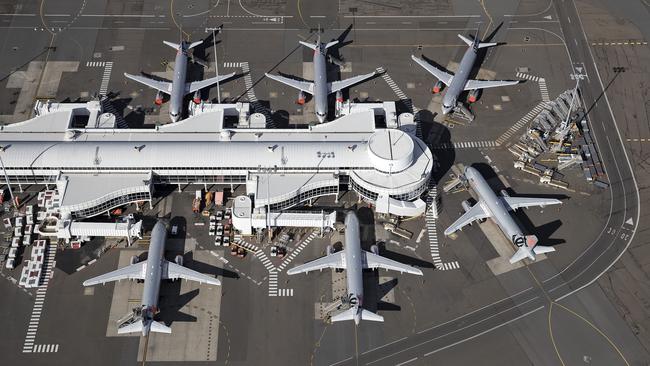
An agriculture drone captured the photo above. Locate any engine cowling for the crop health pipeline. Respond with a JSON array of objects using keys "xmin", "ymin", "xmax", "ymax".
[
  {"xmin": 467, "ymin": 89, "xmax": 479, "ymax": 103},
  {"xmin": 335, "ymin": 90, "xmax": 344, "ymax": 103},
  {"xmin": 130, "ymin": 255, "xmax": 139, "ymax": 265},
  {"xmin": 296, "ymin": 91, "xmax": 306, "ymax": 105},
  {"xmin": 192, "ymin": 90, "xmax": 201, "ymax": 104},
  {"xmin": 174, "ymin": 255, "xmax": 183, "ymax": 266},
  {"xmin": 461, "ymin": 200, "xmax": 473, "ymax": 213},
  {"xmin": 432, "ymin": 80, "xmax": 444, "ymax": 94},
  {"xmin": 326, "ymin": 245, "xmax": 335, "ymax": 255},
  {"xmin": 154, "ymin": 91, "xmax": 163, "ymax": 105},
  {"xmin": 370, "ymin": 244, "xmax": 379, "ymax": 255}
]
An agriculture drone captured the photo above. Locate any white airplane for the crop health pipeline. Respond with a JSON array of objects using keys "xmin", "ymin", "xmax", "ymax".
[
  {"xmin": 83, "ymin": 220, "xmax": 220, "ymax": 336},
  {"xmin": 288, "ymin": 211, "xmax": 422, "ymax": 325},
  {"xmin": 444, "ymin": 167, "xmax": 562, "ymax": 263},
  {"xmin": 412, "ymin": 30, "xmax": 520, "ymax": 119}
]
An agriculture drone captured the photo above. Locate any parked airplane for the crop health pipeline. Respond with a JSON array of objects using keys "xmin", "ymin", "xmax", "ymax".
[
  {"xmin": 83, "ymin": 220, "xmax": 221, "ymax": 336},
  {"xmin": 124, "ymin": 39, "xmax": 235, "ymax": 122},
  {"xmin": 265, "ymin": 35, "xmax": 379, "ymax": 123},
  {"xmin": 287, "ymin": 211, "xmax": 422, "ymax": 324},
  {"xmin": 412, "ymin": 31, "xmax": 520, "ymax": 120},
  {"xmin": 444, "ymin": 166, "xmax": 562, "ymax": 264}
]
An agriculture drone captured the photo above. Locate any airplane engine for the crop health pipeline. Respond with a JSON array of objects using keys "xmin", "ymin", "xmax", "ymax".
[
  {"xmin": 326, "ymin": 245, "xmax": 335, "ymax": 255},
  {"xmin": 467, "ymin": 89, "xmax": 480, "ymax": 103},
  {"xmin": 336, "ymin": 90, "xmax": 344, "ymax": 103},
  {"xmin": 154, "ymin": 91, "xmax": 164, "ymax": 106},
  {"xmin": 461, "ymin": 200, "xmax": 473, "ymax": 213},
  {"xmin": 370, "ymin": 244, "xmax": 379, "ymax": 255},
  {"xmin": 500, "ymin": 189, "xmax": 510, "ymax": 197},
  {"xmin": 432, "ymin": 80, "xmax": 444, "ymax": 94},
  {"xmin": 174, "ymin": 255, "xmax": 183, "ymax": 266},
  {"xmin": 130, "ymin": 255, "xmax": 139, "ymax": 265},
  {"xmin": 192, "ymin": 90, "xmax": 201, "ymax": 104},
  {"xmin": 296, "ymin": 91, "xmax": 306, "ymax": 105}
]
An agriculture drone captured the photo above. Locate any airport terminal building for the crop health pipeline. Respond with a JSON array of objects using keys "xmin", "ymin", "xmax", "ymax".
[{"xmin": 0, "ymin": 101, "xmax": 433, "ymax": 219}]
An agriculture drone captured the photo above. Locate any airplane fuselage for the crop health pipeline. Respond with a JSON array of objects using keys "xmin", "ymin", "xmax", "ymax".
[
  {"xmin": 312, "ymin": 45, "xmax": 329, "ymax": 123},
  {"xmin": 342, "ymin": 212, "xmax": 364, "ymax": 325},
  {"xmin": 442, "ymin": 46, "xmax": 477, "ymax": 114},
  {"xmin": 139, "ymin": 221, "xmax": 167, "ymax": 335},
  {"xmin": 464, "ymin": 167, "xmax": 526, "ymax": 246},
  {"xmin": 169, "ymin": 44, "xmax": 189, "ymax": 122}
]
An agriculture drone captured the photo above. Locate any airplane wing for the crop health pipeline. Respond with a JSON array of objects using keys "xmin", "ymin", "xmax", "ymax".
[
  {"xmin": 287, "ymin": 251, "xmax": 346, "ymax": 275},
  {"xmin": 186, "ymin": 72, "xmax": 236, "ymax": 94},
  {"xmin": 265, "ymin": 73, "xmax": 314, "ymax": 94},
  {"xmin": 124, "ymin": 73, "xmax": 172, "ymax": 93},
  {"xmin": 411, "ymin": 55, "xmax": 453, "ymax": 86},
  {"xmin": 502, "ymin": 196, "xmax": 562, "ymax": 210},
  {"xmin": 362, "ymin": 251, "xmax": 423, "ymax": 275},
  {"xmin": 443, "ymin": 202, "xmax": 491, "ymax": 236},
  {"xmin": 328, "ymin": 71, "xmax": 377, "ymax": 93},
  {"xmin": 162, "ymin": 261, "xmax": 221, "ymax": 286},
  {"xmin": 464, "ymin": 79, "xmax": 520, "ymax": 90},
  {"xmin": 83, "ymin": 261, "xmax": 147, "ymax": 286}
]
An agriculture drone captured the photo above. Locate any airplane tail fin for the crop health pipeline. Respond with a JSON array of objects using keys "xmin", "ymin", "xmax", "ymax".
[{"xmin": 150, "ymin": 321, "xmax": 172, "ymax": 334}]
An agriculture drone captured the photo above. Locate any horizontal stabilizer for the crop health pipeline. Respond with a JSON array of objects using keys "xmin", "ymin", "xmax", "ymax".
[
  {"xmin": 533, "ymin": 245, "xmax": 555, "ymax": 255},
  {"xmin": 330, "ymin": 308, "xmax": 384, "ymax": 323},
  {"xmin": 150, "ymin": 320, "xmax": 172, "ymax": 334},
  {"xmin": 477, "ymin": 42, "xmax": 497, "ymax": 48},
  {"xmin": 163, "ymin": 41, "xmax": 180, "ymax": 51},
  {"xmin": 188, "ymin": 40, "xmax": 203, "ymax": 50},
  {"xmin": 458, "ymin": 34, "xmax": 474, "ymax": 47},
  {"xmin": 117, "ymin": 321, "xmax": 143, "ymax": 335},
  {"xmin": 325, "ymin": 40, "xmax": 339, "ymax": 49},
  {"xmin": 299, "ymin": 41, "xmax": 317, "ymax": 51},
  {"xmin": 509, "ymin": 247, "xmax": 532, "ymax": 264}
]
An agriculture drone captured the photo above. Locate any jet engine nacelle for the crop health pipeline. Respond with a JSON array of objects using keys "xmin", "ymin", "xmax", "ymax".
[
  {"xmin": 326, "ymin": 245, "xmax": 335, "ymax": 255},
  {"xmin": 174, "ymin": 255, "xmax": 183, "ymax": 266},
  {"xmin": 432, "ymin": 80, "xmax": 444, "ymax": 94},
  {"xmin": 130, "ymin": 255, "xmax": 139, "ymax": 265},
  {"xmin": 192, "ymin": 90, "xmax": 201, "ymax": 104},
  {"xmin": 461, "ymin": 200, "xmax": 473, "ymax": 213},
  {"xmin": 500, "ymin": 189, "xmax": 510, "ymax": 197},
  {"xmin": 335, "ymin": 90, "xmax": 344, "ymax": 103},
  {"xmin": 296, "ymin": 91, "xmax": 306, "ymax": 105},
  {"xmin": 467, "ymin": 89, "xmax": 480, "ymax": 103},
  {"xmin": 370, "ymin": 244, "xmax": 379, "ymax": 255},
  {"xmin": 154, "ymin": 91, "xmax": 164, "ymax": 106}
]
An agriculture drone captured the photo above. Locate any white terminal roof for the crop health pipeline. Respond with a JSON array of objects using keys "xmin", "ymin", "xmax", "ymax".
[{"xmin": 0, "ymin": 102, "xmax": 432, "ymax": 198}]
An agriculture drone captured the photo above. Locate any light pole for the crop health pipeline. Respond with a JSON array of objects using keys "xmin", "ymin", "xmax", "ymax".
[{"xmin": 211, "ymin": 25, "xmax": 223, "ymax": 103}]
